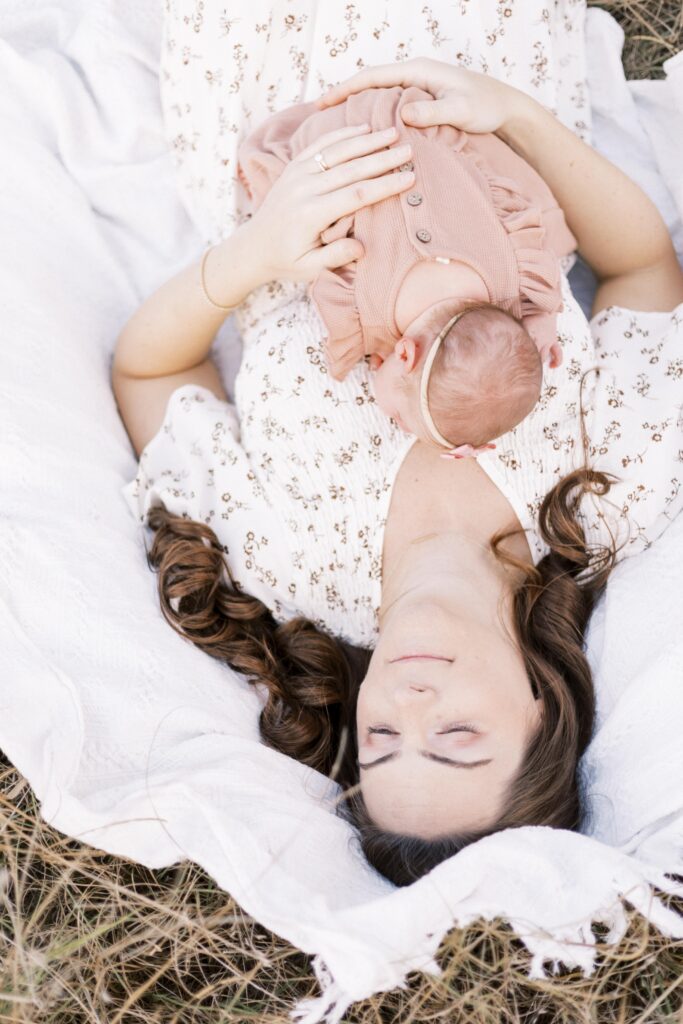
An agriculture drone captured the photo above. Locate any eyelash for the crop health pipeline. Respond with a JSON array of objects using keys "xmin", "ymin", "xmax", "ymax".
[{"xmin": 368, "ymin": 724, "xmax": 477, "ymax": 736}]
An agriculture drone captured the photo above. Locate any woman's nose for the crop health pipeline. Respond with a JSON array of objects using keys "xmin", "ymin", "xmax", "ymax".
[{"xmin": 392, "ymin": 681, "xmax": 437, "ymax": 705}]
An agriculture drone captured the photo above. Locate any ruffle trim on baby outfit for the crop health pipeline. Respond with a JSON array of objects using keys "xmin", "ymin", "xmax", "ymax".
[{"xmin": 464, "ymin": 143, "xmax": 564, "ymax": 317}]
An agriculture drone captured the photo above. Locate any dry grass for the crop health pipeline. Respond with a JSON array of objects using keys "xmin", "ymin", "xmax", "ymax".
[
  {"xmin": 3, "ymin": 5, "xmax": 683, "ymax": 1022},
  {"xmin": 588, "ymin": 0, "xmax": 683, "ymax": 77},
  {"xmin": 1, "ymin": 753, "xmax": 683, "ymax": 1023}
]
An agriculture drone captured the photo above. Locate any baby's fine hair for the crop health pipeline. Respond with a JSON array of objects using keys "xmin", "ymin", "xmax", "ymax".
[{"xmin": 427, "ymin": 304, "xmax": 543, "ymax": 448}]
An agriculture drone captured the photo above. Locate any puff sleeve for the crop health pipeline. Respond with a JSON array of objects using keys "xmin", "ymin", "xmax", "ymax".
[
  {"xmin": 121, "ymin": 385, "xmax": 295, "ymax": 618},
  {"xmin": 309, "ymin": 255, "xmax": 368, "ymax": 381},
  {"xmin": 461, "ymin": 132, "xmax": 577, "ymax": 358}
]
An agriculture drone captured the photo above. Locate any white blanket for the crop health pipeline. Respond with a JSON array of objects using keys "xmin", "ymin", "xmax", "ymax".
[{"xmin": 0, "ymin": 3, "xmax": 682, "ymax": 1021}]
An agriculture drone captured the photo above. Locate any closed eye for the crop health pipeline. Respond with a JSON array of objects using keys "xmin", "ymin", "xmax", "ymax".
[{"xmin": 360, "ymin": 723, "xmax": 486, "ymax": 770}]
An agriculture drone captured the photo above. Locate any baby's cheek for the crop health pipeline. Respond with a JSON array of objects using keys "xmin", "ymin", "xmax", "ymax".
[
  {"xmin": 396, "ymin": 393, "xmax": 424, "ymax": 437},
  {"xmin": 370, "ymin": 362, "xmax": 397, "ymax": 413}
]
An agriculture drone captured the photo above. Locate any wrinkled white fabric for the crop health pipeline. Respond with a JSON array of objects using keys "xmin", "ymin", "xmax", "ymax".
[{"xmin": 0, "ymin": 3, "xmax": 682, "ymax": 1022}]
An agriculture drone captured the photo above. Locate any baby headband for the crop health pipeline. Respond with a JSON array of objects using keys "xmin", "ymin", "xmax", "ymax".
[{"xmin": 418, "ymin": 310, "xmax": 497, "ymax": 461}]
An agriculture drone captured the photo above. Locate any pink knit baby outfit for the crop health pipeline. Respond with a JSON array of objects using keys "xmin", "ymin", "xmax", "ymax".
[{"xmin": 238, "ymin": 86, "xmax": 577, "ymax": 381}]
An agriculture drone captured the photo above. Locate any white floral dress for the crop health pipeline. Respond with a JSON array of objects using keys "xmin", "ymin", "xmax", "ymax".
[{"xmin": 122, "ymin": 0, "xmax": 683, "ymax": 649}]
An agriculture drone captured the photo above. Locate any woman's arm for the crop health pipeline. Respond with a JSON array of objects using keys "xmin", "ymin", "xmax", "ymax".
[
  {"xmin": 496, "ymin": 95, "xmax": 683, "ymax": 315},
  {"xmin": 317, "ymin": 60, "xmax": 683, "ymax": 316},
  {"xmin": 112, "ymin": 224, "xmax": 265, "ymax": 380}
]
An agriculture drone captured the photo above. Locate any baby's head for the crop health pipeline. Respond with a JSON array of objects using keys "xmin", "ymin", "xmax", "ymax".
[{"xmin": 372, "ymin": 304, "xmax": 543, "ymax": 451}]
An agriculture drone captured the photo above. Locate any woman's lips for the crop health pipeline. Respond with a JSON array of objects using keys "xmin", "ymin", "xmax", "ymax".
[{"xmin": 389, "ymin": 655, "xmax": 453, "ymax": 663}]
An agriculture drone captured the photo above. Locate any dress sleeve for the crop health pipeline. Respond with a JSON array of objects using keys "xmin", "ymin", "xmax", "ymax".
[
  {"xmin": 584, "ymin": 301, "xmax": 683, "ymax": 560},
  {"xmin": 309, "ymin": 254, "xmax": 367, "ymax": 382},
  {"xmin": 121, "ymin": 385, "xmax": 292, "ymax": 613},
  {"xmin": 486, "ymin": 177, "xmax": 571, "ymax": 318},
  {"xmin": 462, "ymin": 132, "xmax": 577, "ymax": 322}
]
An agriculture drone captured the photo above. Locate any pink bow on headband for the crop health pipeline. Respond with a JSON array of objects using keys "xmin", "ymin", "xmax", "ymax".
[{"xmin": 440, "ymin": 443, "xmax": 497, "ymax": 460}]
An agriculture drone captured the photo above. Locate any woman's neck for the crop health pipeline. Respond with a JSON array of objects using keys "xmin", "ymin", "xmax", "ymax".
[{"xmin": 379, "ymin": 529, "xmax": 517, "ymax": 633}]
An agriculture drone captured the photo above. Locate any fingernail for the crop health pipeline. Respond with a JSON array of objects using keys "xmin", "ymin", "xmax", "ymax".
[
  {"xmin": 381, "ymin": 126, "xmax": 397, "ymax": 137},
  {"xmin": 399, "ymin": 170, "xmax": 415, "ymax": 182},
  {"xmin": 355, "ymin": 122, "xmax": 370, "ymax": 130}
]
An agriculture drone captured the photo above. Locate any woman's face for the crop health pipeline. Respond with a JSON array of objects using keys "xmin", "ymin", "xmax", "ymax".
[{"xmin": 355, "ymin": 587, "xmax": 542, "ymax": 838}]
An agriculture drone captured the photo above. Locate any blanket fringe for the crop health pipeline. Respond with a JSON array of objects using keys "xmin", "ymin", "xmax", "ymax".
[
  {"xmin": 291, "ymin": 957, "xmax": 353, "ymax": 1024},
  {"xmin": 291, "ymin": 857, "xmax": 683, "ymax": 1024}
]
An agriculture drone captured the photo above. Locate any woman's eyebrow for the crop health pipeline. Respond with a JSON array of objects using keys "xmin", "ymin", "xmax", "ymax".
[
  {"xmin": 420, "ymin": 752, "xmax": 493, "ymax": 768},
  {"xmin": 358, "ymin": 752, "xmax": 493, "ymax": 770}
]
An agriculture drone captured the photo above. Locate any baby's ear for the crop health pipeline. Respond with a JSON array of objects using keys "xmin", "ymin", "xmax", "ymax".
[
  {"xmin": 395, "ymin": 337, "xmax": 420, "ymax": 373},
  {"xmin": 547, "ymin": 341, "xmax": 564, "ymax": 369}
]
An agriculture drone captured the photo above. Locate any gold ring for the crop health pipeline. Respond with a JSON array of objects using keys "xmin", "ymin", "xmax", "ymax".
[{"xmin": 314, "ymin": 151, "xmax": 330, "ymax": 172}]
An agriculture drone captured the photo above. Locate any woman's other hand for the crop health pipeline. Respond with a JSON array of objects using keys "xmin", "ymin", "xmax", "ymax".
[
  {"xmin": 245, "ymin": 123, "xmax": 415, "ymax": 284},
  {"xmin": 315, "ymin": 58, "xmax": 529, "ymax": 136}
]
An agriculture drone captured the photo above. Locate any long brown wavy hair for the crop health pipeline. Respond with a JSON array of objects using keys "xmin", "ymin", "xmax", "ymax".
[{"xmin": 144, "ymin": 464, "xmax": 617, "ymax": 886}]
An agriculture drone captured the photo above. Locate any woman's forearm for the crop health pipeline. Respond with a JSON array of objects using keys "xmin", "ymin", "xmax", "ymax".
[
  {"xmin": 113, "ymin": 224, "xmax": 266, "ymax": 378},
  {"xmin": 498, "ymin": 94, "xmax": 675, "ymax": 281}
]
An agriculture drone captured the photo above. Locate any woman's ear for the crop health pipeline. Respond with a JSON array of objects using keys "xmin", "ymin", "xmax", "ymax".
[{"xmin": 395, "ymin": 337, "xmax": 421, "ymax": 374}]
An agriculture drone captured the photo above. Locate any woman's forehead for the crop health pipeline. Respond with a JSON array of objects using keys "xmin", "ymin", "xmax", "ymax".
[{"xmin": 360, "ymin": 754, "xmax": 505, "ymax": 836}]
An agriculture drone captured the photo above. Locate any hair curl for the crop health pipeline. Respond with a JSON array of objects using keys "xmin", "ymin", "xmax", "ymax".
[{"xmin": 145, "ymin": 462, "xmax": 616, "ymax": 886}]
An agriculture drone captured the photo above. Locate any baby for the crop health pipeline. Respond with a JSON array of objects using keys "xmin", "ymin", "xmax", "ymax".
[{"xmin": 238, "ymin": 85, "xmax": 575, "ymax": 457}]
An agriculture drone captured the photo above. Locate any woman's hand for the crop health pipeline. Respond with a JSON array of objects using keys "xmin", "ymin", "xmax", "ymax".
[
  {"xmin": 243, "ymin": 122, "xmax": 415, "ymax": 284},
  {"xmin": 315, "ymin": 58, "xmax": 531, "ymax": 136}
]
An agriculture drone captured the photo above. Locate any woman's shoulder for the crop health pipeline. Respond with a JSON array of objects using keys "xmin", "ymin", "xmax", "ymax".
[
  {"xmin": 121, "ymin": 383, "xmax": 303, "ymax": 623},
  {"xmin": 589, "ymin": 296, "xmax": 683, "ymax": 342},
  {"xmin": 477, "ymin": 283, "xmax": 683, "ymax": 564},
  {"xmin": 580, "ymin": 298, "xmax": 683, "ymax": 560}
]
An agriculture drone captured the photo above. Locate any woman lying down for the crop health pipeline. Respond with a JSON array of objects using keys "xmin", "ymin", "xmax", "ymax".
[{"xmin": 112, "ymin": 60, "xmax": 683, "ymax": 886}]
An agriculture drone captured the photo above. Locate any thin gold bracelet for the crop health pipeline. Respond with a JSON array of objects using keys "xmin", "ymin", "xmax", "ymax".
[{"xmin": 199, "ymin": 244, "xmax": 235, "ymax": 311}]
